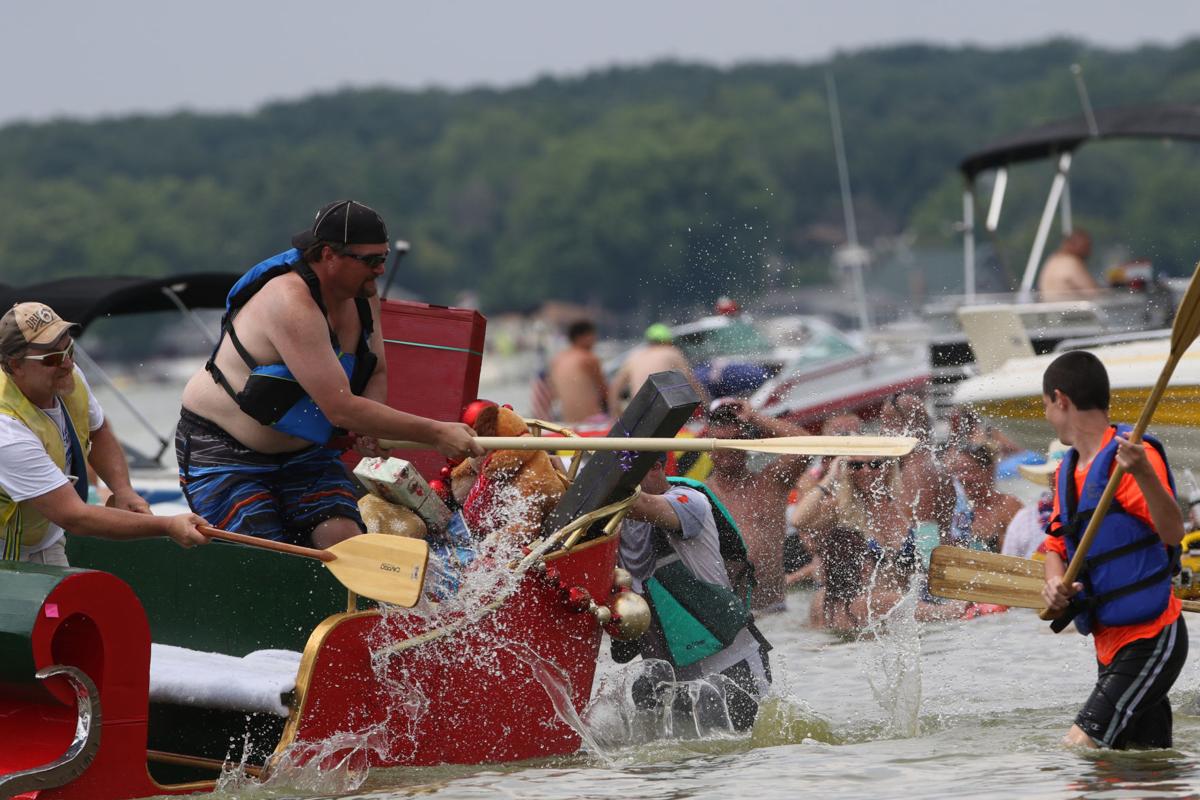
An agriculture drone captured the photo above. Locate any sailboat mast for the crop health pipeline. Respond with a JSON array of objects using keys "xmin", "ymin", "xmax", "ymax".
[{"xmin": 825, "ymin": 70, "xmax": 871, "ymax": 331}]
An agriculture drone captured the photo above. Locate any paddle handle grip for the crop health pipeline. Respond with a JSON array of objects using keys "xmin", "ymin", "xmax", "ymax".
[{"xmin": 200, "ymin": 525, "xmax": 335, "ymax": 563}]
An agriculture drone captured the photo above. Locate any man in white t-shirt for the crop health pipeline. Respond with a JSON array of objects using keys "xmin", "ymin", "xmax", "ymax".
[
  {"xmin": 0, "ymin": 302, "xmax": 209, "ymax": 565},
  {"xmin": 615, "ymin": 455, "xmax": 771, "ymax": 732}
]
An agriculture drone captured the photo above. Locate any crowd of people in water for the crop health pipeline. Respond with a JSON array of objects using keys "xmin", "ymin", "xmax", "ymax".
[{"xmin": 539, "ymin": 316, "xmax": 1052, "ymax": 635}]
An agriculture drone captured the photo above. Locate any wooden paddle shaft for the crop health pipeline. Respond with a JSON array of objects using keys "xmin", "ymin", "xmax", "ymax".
[
  {"xmin": 200, "ymin": 525, "xmax": 335, "ymax": 563},
  {"xmin": 377, "ymin": 434, "xmax": 915, "ymax": 456}
]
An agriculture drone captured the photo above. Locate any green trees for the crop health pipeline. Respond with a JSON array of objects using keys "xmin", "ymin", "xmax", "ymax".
[{"xmin": 1, "ymin": 39, "xmax": 1199, "ymax": 317}]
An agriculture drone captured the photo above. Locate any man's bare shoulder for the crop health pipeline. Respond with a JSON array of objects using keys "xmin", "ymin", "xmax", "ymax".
[
  {"xmin": 552, "ymin": 347, "xmax": 593, "ymax": 369},
  {"xmin": 245, "ymin": 272, "xmax": 321, "ymax": 317}
]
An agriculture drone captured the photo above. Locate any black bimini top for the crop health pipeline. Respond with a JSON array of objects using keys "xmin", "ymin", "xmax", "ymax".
[
  {"xmin": 959, "ymin": 104, "xmax": 1200, "ymax": 181},
  {"xmin": 0, "ymin": 273, "xmax": 238, "ymax": 333}
]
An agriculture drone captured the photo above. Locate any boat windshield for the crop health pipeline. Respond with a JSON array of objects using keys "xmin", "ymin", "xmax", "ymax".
[
  {"xmin": 780, "ymin": 331, "xmax": 859, "ymax": 369},
  {"xmin": 676, "ymin": 320, "xmax": 774, "ymax": 361}
]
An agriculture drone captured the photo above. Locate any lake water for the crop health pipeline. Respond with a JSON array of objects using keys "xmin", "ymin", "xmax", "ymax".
[{"xmin": 180, "ymin": 588, "xmax": 1200, "ymax": 800}]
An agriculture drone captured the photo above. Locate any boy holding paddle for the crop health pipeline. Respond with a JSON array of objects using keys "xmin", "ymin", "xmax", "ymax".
[{"xmin": 1040, "ymin": 350, "xmax": 1187, "ymax": 749}]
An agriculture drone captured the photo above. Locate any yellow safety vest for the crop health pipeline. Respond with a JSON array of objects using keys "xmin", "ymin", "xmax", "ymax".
[{"xmin": 0, "ymin": 368, "xmax": 93, "ymax": 558}]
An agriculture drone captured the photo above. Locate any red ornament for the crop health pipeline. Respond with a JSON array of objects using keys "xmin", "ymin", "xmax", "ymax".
[
  {"xmin": 428, "ymin": 479, "xmax": 449, "ymax": 501},
  {"xmin": 462, "ymin": 399, "xmax": 498, "ymax": 427},
  {"xmin": 565, "ymin": 586, "xmax": 592, "ymax": 611}
]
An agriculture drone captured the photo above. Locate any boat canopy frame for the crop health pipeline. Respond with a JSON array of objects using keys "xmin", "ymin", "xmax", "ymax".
[
  {"xmin": 956, "ymin": 104, "xmax": 1200, "ymax": 299},
  {"xmin": 0, "ymin": 272, "xmax": 239, "ymax": 465}
]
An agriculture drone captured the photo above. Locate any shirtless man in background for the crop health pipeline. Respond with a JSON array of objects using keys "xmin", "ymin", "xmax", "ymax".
[
  {"xmin": 178, "ymin": 200, "xmax": 481, "ymax": 549},
  {"xmin": 703, "ymin": 398, "xmax": 809, "ymax": 613},
  {"xmin": 1038, "ymin": 230, "xmax": 1099, "ymax": 298},
  {"xmin": 546, "ymin": 320, "xmax": 607, "ymax": 424},
  {"xmin": 608, "ymin": 323, "xmax": 708, "ymax": 415}
]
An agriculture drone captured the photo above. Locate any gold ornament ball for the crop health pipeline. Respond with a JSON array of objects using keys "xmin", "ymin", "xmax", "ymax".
[
  {"xmin": 591, "ymin": 605, "xmax": 613, "ymax": 626},
  {"xmin": 609, "ymin": 591, "xmax": 651, "ymax": 641}
]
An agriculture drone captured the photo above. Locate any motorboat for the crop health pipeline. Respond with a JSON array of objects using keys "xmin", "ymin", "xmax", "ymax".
[
  {"xmin": 611, "ymin": 309, "xmax": 928, "ymax": 429},
  {"xmin": 748, "ymin": 315, "xmax": 929, "ymax": 428},
  {"xmin": 953, "ymin": 326, "xmax": 1200, "ymax": 469},
  {"xmin": 883, "ymin": 104, "xmax": 1200, "ymax": 415}
]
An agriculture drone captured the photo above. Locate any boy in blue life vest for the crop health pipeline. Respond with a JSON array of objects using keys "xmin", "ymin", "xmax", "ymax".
[
  {"xmin": 1040, "ymin": 350, "xmax": 1187, "ymax": 749},
  {"xmin": 614, "ymin": 453, "xmax": 772, "ymax": 732}
]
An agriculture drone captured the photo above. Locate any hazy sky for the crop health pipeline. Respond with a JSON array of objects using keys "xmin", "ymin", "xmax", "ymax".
[{"xmin": 3, "ymin": 1, "xmax": 1198, "ymax": 126}]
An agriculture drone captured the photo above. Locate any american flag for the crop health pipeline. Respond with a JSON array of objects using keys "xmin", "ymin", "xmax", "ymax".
[{"xmin": 529, "ymin": 368, "xmax": 555, "ymax": 421}]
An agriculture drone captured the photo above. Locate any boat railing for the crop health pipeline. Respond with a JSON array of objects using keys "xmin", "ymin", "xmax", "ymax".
[
  {"xmin": 1055, "ymin": 327, "xmax": 1172, "ymax": 352},
  {"xmin": 919, "ymin": 289, "xmax": 1163, "ymax": 338}
]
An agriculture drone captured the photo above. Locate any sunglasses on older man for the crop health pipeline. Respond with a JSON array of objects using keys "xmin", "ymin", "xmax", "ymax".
[
  {"xmin": 24, "ymin": 340, "xmax": 75, "ymax": 367},
  {"xmin": 846, "ymin": 459, "xmax": 885, "ymax": 470}
]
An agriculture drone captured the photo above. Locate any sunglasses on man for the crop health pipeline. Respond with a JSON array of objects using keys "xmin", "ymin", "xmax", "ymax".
[
  {"xmin": 23, "ymin": 340, "xmax": 75, "ymax": 367},
  {"xmin": 846, "ymin": 459, "xmax": 885, "ymax": 471},
  {"xmin": 337, "ymin": 249, "xmax": 390, "ymax": 268}
]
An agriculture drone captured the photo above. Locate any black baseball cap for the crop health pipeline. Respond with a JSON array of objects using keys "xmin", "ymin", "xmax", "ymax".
[{"xmin": 291, "ymin": 200, "xmax": 389, "ymax": 250}]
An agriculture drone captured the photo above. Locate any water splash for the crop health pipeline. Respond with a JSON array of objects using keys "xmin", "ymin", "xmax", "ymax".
[
  {"xmin": 580, "ymin": 657, "xmax": 836, "ymax": 754},
  {"xmin": 260, "ymin": 727, "xmax": 385, "ymax": 795},
  {"xmin": 510, "ymin": 642, "xmax": 615, "ymax": 766},
  {"xmin": 857, "ymin": 578, "xmax": 924, "ymax": 737}
]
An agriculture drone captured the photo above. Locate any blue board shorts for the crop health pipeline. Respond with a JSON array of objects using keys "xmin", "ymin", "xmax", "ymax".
[{"xmin": 176, "ymin": 408, "xmax": 365, "ymax": 545}]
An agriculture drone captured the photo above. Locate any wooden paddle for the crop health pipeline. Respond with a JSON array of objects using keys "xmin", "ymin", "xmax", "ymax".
[
  {"xmin": 200, "ymin": 526, "xmax": 428, "ymax": 607},
  {"xmin": 1039, "ymin": 258, "xmax": 1200, "ymax": 623},
  {"xmin": 929, "ymin": 546, "xmax": 1200, "ymax": 614},
  {"xmin": 378, "ymin": 434, "xmax": 919, "ymax": 458}
]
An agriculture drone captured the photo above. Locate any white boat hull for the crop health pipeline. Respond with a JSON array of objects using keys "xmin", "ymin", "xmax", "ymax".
[{"xmin": 954, "ymin": 338, "xmax": 1200, "ymax": 468}]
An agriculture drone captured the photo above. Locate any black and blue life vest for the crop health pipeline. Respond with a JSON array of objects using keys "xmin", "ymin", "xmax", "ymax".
[
  {"xmin": 622, "ymin": 477, "xmax": 767, "ymax": 668},
  {"xmin": 205, "ymin": 248, "xmax": 377, "ymax": 445},
  {"xmin": 1050, "ymin": 424, "xmax": 1179, "ymax": 635}
]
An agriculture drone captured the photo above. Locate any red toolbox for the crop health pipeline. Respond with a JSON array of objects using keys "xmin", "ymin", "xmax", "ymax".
[{"xmin": 342, "ymin": 299, "xmax": 486, "ymax": 480}]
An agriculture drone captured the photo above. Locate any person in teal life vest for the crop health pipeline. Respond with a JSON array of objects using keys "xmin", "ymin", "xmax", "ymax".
[
  {"xmin": 178, "ymin": 200, "xmax": 483, "ymax": 549},
  {"xmin": 613, "ymin": 453, "xmax": 772, "ymax": 732},
  {"xmin": 1040, "ymin": 350, "xmax": 1187, "ymax": 749},
  {"xmin": 0, "ymin": 303, "xmax": 209, "ymax": 564}
]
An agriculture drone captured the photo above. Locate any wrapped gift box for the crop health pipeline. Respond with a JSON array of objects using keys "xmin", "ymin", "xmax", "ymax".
[{"xmin": 354, "ymin": 457, "xmax": 453, "ymax": 533}]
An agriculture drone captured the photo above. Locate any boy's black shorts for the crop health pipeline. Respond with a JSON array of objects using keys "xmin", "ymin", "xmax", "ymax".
[{"xmin": 1075, "ymin": 615, "xmax": 1188, "ymax": 749}]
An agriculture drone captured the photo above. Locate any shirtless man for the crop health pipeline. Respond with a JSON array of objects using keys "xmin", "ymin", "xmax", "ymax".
[
  {"xmin": 178, "ymin": 200, "xmax": 482, "ymax": 549},
  {"xmin": 702, "ymin": 398, "xmax": 809, "ymax": 613},
  {"xmin": 608, "ymin": 323, "xmax": 708, "ymax": 415},
  {"xmin": 1037, "ymin": 230, "xmax": 1099, "ymax": 298},
  {"xmin": 546, "ymin": 320, "xmax": 607, "ymax": 424}
]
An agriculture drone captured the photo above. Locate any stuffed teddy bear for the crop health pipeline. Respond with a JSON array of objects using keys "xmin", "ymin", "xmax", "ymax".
[
  {"xmin": 450, "ymin": 403, "xmax": 569, "ymax": 544},
  {"xmin": 357, "ymin": 494, "xmax": 428, "ymax": 539}
]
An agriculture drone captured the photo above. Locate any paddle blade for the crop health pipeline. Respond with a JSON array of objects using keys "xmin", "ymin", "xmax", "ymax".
[
  {"xmin": 927, "ymin": 546, "xmax": 1046, "ymax": 610},
  {"xmin": 325, "ymin": 533, "xmax": 428, "ymax": 607},
  {"xmin": 725, "ymin": 435, "xmax": 919, "ymax": 457},
  {"xmin": 1170, "ymin": 260, "xmax": 1200, "ymax": 354}
]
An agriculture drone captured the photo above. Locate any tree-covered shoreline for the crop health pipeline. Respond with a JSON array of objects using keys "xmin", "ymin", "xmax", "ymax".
[{"xmin": 2, "ymin": 38, "xmax": 1199, "ymax": 318}]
